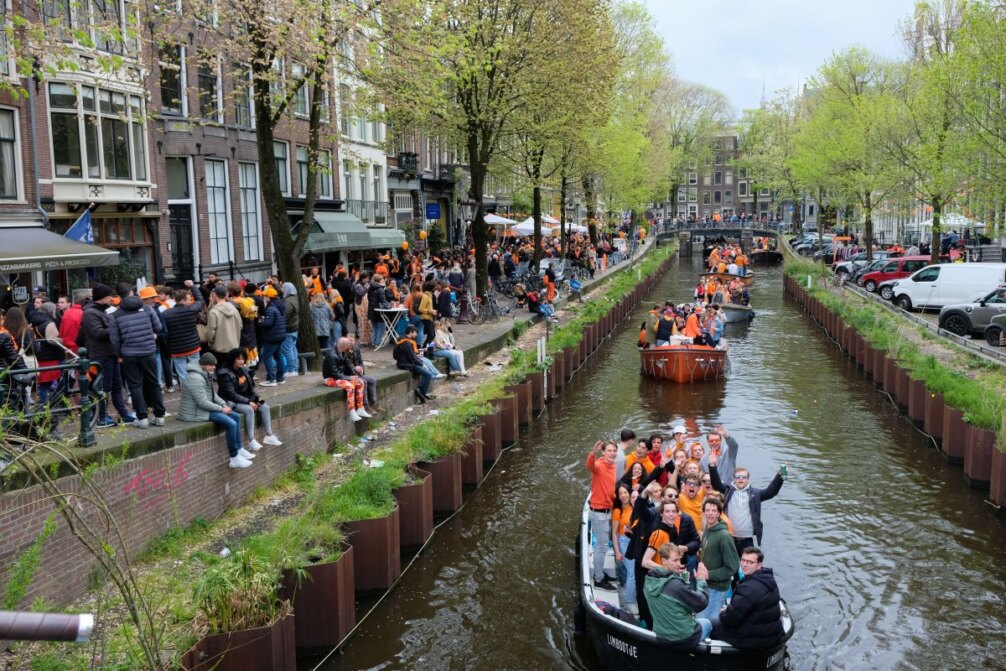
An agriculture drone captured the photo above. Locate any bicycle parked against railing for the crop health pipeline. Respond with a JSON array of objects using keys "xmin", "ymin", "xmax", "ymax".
[{"xmin": 480, "ymin": 292, "xmax": 517, "ymax": 321}]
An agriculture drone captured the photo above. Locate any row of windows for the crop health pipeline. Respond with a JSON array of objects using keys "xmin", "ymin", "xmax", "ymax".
[{"xmin": 272, "ymin": 141, "xmax": 333, "ymax": 199}]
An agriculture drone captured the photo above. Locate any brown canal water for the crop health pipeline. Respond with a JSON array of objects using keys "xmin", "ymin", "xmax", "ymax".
[{"xmin": 318, "ymin": 256, "xmax": 1006, "ymax": 671}]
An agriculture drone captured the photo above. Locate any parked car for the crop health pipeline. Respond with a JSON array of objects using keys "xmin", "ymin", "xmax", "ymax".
[
  {"xmin": 878, "ymin": 278, "xmax": 901, "ymax": 301},
  {"xmin": 795, "ymin": 237, "xmax": 833, "ymax": 256},
  {"xmin": 852, "ymin": 258, "xmax": 894, "ymax": 286},
  {"xmin": 936, "ymin": 285, "xmax": 1006, "ymax": 336},
  {"xmin": 859, "ymin": 256, "xmax": 933, "ymax": 293},
  {"xmin": 983, "ymin": 313, "xmax": 1006, "ymax": 347},
  {"xmin": 893, "ymin": 263, "xmax": 1006, "ymax": 312},
  {"xmin": 833, "ymin": 251, "xmax": 893, "ymax": 276},
  {"xmin": 812, "ymin": 246, "xmax": 836, "ymax": 264}
]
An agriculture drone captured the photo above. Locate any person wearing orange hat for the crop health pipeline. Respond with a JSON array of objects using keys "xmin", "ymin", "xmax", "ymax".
[{"xmin": 110, "ymin": 285, "xmax": 166, "ymax": 428}]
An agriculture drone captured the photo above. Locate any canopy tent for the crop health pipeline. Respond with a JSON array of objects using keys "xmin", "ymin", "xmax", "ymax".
[
  {"xmin": 0, "ymin": 226, "xmax": 119, "ymax": 273},
  {"xmin": 914, "ymin": 213, "xmax": 984, "ymax": 230},
  {"xmin": 513, "ymin": 218, "xmax": 538, "ymax": 236},
  {"xmin": 550, "ymin": 223, "xmax": 589, "ymax": 235},
  {"xmin": 540, "ymin": 214, "xmax": 560, "ymax": 225},
  {"xmin": 484, "ymin": 213, "xmax": 518, "ymax": 226}
]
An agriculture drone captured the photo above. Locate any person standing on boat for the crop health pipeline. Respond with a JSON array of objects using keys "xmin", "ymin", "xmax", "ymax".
[
  {"xmin": 644, "ymin": 543, "xmax": 712, "ymax": 646},
  {"xmin": 696, "ymin": 498, "xmax": 740, "ymax": 621},
  {"xmin": 654, "ymin": 308, "xmax": 678, "ymax": 346},
  {"xmin": 710, "ymin": 546, "xmax": 784, "ymax": 650},
  {"xmin": 626, "ymin": 465, "xmax": 669, "ymax": 628},
  {"xmin": 708, "ymin": 450, "xmax": 785, "ymax": 557},
  {"xmin": 700, "ymin": 425, "xmax": 738, "ymax": 480},
  {"xmin": 586, "ymin": 440, "xmax": 618, "ymax": 589},
  {"xmin": 640, "ymin": 499, "xmax": 700, "ymax": 572},
  {"xmin": 614, "ymin": 428, "xmax": 636, "ymax": 482}
]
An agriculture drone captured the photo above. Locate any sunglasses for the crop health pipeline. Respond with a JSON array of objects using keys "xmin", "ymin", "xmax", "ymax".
[{"xmin": 734, "ymin": 475, "xmax": 749, "ymax": 480}]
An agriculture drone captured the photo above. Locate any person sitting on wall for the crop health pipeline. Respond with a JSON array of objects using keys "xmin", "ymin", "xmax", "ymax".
[
  {"xmin": 393, "ymin": 324, "xmax": 435, "ymax": 404},
  {"xmin": 216, "ymin": 348, "xmax": 283, "ymax": 449},
  {"xmin": 178, "ymin": 352, "xmax": 256, "ymax": 469},
  {"xmin": 322, "ymin": 337, "xmax": 371, "ymax": 423}
]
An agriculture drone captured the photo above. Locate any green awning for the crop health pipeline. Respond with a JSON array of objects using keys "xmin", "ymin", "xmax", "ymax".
[
  {"xmin": 367, "ymin": 228, "xmax": 406, "ymax": 250},
  {"xmin": 303, "ymin": 211, "xmax": 372, "ymax": 252},
  {"xmin": 0, "ymin": 226, "xmax": 120, "ymax": 273}
]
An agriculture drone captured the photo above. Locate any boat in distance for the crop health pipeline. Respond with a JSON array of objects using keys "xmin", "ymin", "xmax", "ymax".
[
  {"xmin": 749, "ymin": 249, "xmax": 783, "ymax": 264},
  {"xmin": 640, "ymin": 339, "xmax": 727, "ymax": 383},
  {"xmin": 719, "ymin": 303, "xmax": 754, "ymax": 323},
  {"xmin": 576, "ymin": 498, "xmax": 794, "ymax": 671},
  {"xmin": 700, "ymin": 272, "xmax": 755, "ymax": 288}
]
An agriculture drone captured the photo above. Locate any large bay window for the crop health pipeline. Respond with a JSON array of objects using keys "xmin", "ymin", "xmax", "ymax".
[{"xmin": 49, "ymin": 82, "xmax": 148, "ymax": 181}]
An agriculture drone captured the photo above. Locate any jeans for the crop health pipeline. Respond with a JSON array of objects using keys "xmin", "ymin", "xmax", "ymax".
[
  {"xmin": 414, "ymin": 366, "xmax": 433, "ymax": 395},
  {"xmin": 371, "ymin": 318, "xmax": 386, "ymax": 348},
  {"xmin": 171, "ymin": 353, "xmax": 200, "ymax": 383},
  {"xmin": 261, "ymin": 341, "xmax": 286, "ymax": 382},
  {"xmin": 93, "ymin": 354, "xmax": 130, "ymax": 420},
  {"xmin": 697, "ymin": 587, "xmax": 730, "ymax": 621},
  {"xmin": 408, "ymin": 315, "xmax": 425, "ymax": 347},
  {"xmin": 419, "ymin": 356, "xmax": 439, "ymax": 377},
  {"xmin": 281, "ymin": 331, "xmax": 299, "ymax": 373},
  {"xmin": 696, "ymin": 617, "xmax": 713, "ymax": 641},
  {"xmin": 208, "ymin": 410, "xmax": 243, "ymax": 457},
  {"xmin": 589, "ymin": 509, "xmax": 611, "ymax": 583},
  {"xmin": 318, "ymin": 335, "xmax": 330, "ymax": 351},
  {"xmin": 362, "ymin": 374, "xmax": 377, "ymax": 405},
  {"xmin": 433, "ymin": 348, "xmax": 465, "ymax": 373},
  {"xmin": 540, "ymin": 303, "xmax": 555, "ymax": 319},
  {"xmin": 231, "ymin": 402, "xmax": 273, "ymax": 440},
  {"xmin": 121, "ymin": 353, "xmax": 165, "ymax": 420},
  {"xmin": 330, "ymin": 320, "xmax": 344, "ymax": 344},
  {"xmin": 618, "ymin": 534, "xmax": 635, "ymax": 606}
]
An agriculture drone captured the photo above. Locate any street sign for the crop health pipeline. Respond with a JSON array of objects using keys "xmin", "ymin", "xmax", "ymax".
[
  {"xmin": 12, "ymin": 285, "xmax": 28, "ymax": 304},
  {"xmin": 426, "ymin": 203, "xmax": 441, "ymax": 219}
]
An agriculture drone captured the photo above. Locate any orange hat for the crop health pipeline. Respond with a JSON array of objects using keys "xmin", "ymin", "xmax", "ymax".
[
  {"xmin": 138, "ymin": 286, "xmax": 157, "ymax": 300},
  {"xmin": 263, "ymin": 286, "xmax": 278, "ymax": 298}
]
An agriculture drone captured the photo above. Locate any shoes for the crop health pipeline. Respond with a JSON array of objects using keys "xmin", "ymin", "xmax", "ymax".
[
  {"xmin": 434, "ymin": 373, "xmax": 447, "ymax": 379},
  {"xmin": 152, "ymin": 416, "xmax": 165, "ymax": 427},
  {"xmin": 424, "ymin": 393, "xmax": 436, "ymax": 401},
  {"xmin": 286, "ymin": 371, "xmax": 299, "ymax": 377},
  {"xmin": 356, "ymin": 407, "xmax": 372, "ymax": 419},
  {"xmin": 229, "ymin": 455, "xmax": 253, "ymax": 469},
  {"xmin": 263, "ymin": 434, "xmax": 283, "ymax": 446},
  {"xmin": 261, "ymin": 380, "xmax": 278, "ymax": 387},
  {"xmin": 349, "ymin": 409, "xmax": 362, "ymax": 422},
  {"xmin": 97, "ymin": 417, "xmax": 117, "ymax": 428},
  {"xmin": 593, "ymin": 578, "xmax": 616, "ymax": 590},
  {"xmin": 248, "ymin": 438, "xmax": 263, "ymax": 451},
  {"xmin": 414, "ymin": 390, "xmax": 426, "ymax": 404},
  {"xmin": 237, "ymin": 447, "xmax": 257, "ymax": 460},
  {"xmin": 135, "ymin": 418, "xmax": 150, "ymax": 429},
  {"xmin": 278, "ymin": 378, "xmax": 287, "ymax": 385},
  {"xmin": 122, "ymin": 414, "xmax": 137, "ymax": 424}
]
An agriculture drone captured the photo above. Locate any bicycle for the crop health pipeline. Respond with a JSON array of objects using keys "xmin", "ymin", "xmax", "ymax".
[
  {"xmin": 481, "ymin": 292, "xmax": 517, "ymax": 321},
  {"xmin": 460, "ymin": 293, "xmax": 487, "ymax": 325}
]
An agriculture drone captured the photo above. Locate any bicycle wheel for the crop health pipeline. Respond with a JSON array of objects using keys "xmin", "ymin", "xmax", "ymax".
[{"xmin": 469, "ymin": 300, "xmax": 487, "ymax": 325}]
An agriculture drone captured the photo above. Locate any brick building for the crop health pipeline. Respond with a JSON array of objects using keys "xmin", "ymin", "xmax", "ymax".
[{"xmin": 675, "ymin": 131, "xmax": 775, "ymax": 221}]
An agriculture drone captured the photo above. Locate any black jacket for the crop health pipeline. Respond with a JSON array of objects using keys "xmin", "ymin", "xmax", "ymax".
[
  {"xmin": 367, "ymin": 284, "xmax": 388, "ymax": 321},
  {"xmin": 216, "ymin": 366, "xmax": 260, "ymax": 406},
  {"xmin": 650, "ymin": 515, "xmax": 700, "ymax": 557},
  {"xmin": 626, "ymin": 462, "xmax": 668, "ymax": 562},
  {"xmin": 322, "ymin": 349, "xmax": 356, "ymax": 380},
  {"xmin": 162, "ymin": 292, "xmax": 204, "ymax": 356},
  {"xmin": 710, "ymin": 465, "xmax": 783, "ymax": 544},
  {"xmin": 0, "ymin": 331, "xmax": 19, "ymax": 370},
  {"xmin": 436, "ymin": 290, "xmax": 453, "ymax": 319},
  {"xmin": 712, "ymin": 567, "xmax": 784, "ymax": 650},
  {"xmin": 333, "ymin": 277, "xmax": 354, "ymax": 309},
  {"xmin": 29, "ymin": 312, "xmax": 64, "ymax": 362},
  {"xmin": 392, "ymin": 338, "xmax": 422, "ymax": 371},
  {"xmin": 77, "ymin": 301, "xmax": 116, "ymax": 358},
  {"xmin": 259, "ymin": 300, "xmax": 287, "ymax": 344},
  {"xmin": 110, "ymin": 296, "xmax": 160, "ymax": 357}
]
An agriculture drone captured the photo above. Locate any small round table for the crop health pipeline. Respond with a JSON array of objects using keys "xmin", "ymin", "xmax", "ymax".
[{"xmin": 375, "ymin": 307, "xmax": 408, "ymax": 350}]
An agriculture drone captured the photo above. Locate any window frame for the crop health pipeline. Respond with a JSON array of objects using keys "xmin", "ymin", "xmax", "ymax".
[
  {"xmin": 0, "ymin": 106, "xmax": 24, "ymax": 201},
  {"xmin": 204, "ymin": 158, "xmax": 232, "ymax": 265},
  {"xmin": 273, "ymin": 140, "xmax": 290, "ymax": 196},
  {"xmin": 291, "ymin": 63, "xmax": 309, "ymax": 119},
  {"xmin": 197, "ymin": 54, "xmax": 223, "ymax": 123},
  {"xmin": 238, "ymin": 161, "xmax": 262, "ymax": 262},
  {"xmin": 319, "ymin": 149, "xmax": 332, "ymax": 199},
  {"xmin": 295, "ymin": 145, "xmax": 309, "ymax": 197},
  {"xmin": 158, "ymin": 43, "xmax": 187, "ymax": 116}
]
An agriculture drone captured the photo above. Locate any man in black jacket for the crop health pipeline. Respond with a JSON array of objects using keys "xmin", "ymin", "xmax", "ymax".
[
  {"xmin": 711, "ymin": 547, "xmax": 784, "ymax": 650},
  {"xmin": 162, "ymin": 282, "xmax": 203, "ymax": 384},
  {"xmin": 393, "ymin": 325, "xmax": 433, "ymax": 403},
  {"xmin": 77, "ymin": 283, "xmax": 134, "ymax": 427}
]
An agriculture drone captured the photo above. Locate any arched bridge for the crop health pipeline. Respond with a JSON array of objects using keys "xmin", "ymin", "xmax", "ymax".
[{"xmin": 653, "ymin": 223, "xmax": 783, "ymax": 254}]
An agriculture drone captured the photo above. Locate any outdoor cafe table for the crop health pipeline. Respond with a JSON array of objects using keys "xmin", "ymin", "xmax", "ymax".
[{"xmin": 375, "ymin": 306, "xmax": 408, "ymax": 350}]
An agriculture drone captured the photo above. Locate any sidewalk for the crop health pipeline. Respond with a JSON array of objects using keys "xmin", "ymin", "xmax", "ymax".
[{"xmin": 2, "ymin": 241, "xmax": 652, "ymax": 482}]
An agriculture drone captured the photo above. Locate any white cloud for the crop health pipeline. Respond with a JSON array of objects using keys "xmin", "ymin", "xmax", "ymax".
[{"xmin": 645, "ymin": 0, "xmax": 917, "ymax": 113}]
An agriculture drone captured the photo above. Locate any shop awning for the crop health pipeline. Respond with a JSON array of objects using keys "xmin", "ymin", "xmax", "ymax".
[
  {"xmin": 303, "ymin": 211, "xmax": 372, "ymax": 252},
  {"xmin": 367, "ymin": 228, "xmax": 406, "ymax": 250},
  {"xmin": 0, "ymin": 227, "xmax": 120, "ymax": 273}
]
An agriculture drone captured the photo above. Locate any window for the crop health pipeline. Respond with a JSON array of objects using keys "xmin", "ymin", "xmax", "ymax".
[
  {"xmin": 881, "ymin": 261, "xmax": 898, "ymax": 273},
  {"xmin": 159, "ymin": 44, "xmax": 185, "ymax": 115},
  {"xmin": 239, "ymin": 162, "xmax": 261, "ymax": 262},
  {"xmin": 714, "ymin": 172, "xmax": 722, "ymax": 186},
  {"xmin": 912, "ymin": 267, "xmax": 940, "ymax": 283},
  {"xmin": 44, "ymin": 0, "xmax": 73, "ymax": 41},
  {"xmin": 372, "ymin": 169, "xmax": 382, "ymax": 207},
  {"xmin": 759, "ymin": 188, "xmax": 770, "ymax": 197},
  {"xmin": 296, "ymin": 145, "xmax": 309, "ymax": 196},
  {"xmin": 687, "ymin": 172, "xmax": 697, "ymax": 185},
  {"xmin": 273, "ymin": 141, "xmax": 289, "ymax": 194},
  {"xmin": 676, "ymin": 188, "xmax": 685, "ymax": 203},
  {"xmin": 359, "ymin": 163, "xmax": 368, "ymax": 201},
  {"xmin": 49, "ymin": 82, "xmax": 146, "ymax": 181},
  {"xmin": 234, "ymin": 68, "xmax": 253, "ymax": 127},
  {"xmin": 903, "ymin": 260, "xmax": 927, "ymax": 273},
  {"xmin": 714, "ymin": 191, "xmax": 721, "ymax": 204},
  {"xmin": 724, "ymin": 190, "xmax": 732, "ymax": 204},
  {"xmin": 166, "ymin": 156, "xmax": 188, "ymax": 199},
  {"xmin": 702, "ymin": 192, "xmax": 710, "ymax": 205},
  {"xmin": 688, "ymin": 187, "xmax": 697, "ymax": 203},
  {"xmin": 319, "ymin": 150, "xmax": 332, "ymax": 198},
  {"xmin": 715, "ymin": 154, "xmax": 723, "ymax": 165},
  {"xmin": 725, "ymin": 171, "xmax": 733, "ymax": 185},
  {"xmin": 205, "ymin": 159, "xmax": 230, "ymax": 264},
  {"xmin": 702, "ymin": 174, "xmax": 711, "ymax": 186},
  {"xmin": 292, "ymin": 63, "xmax": 309, "ymax": 118},
  {"xmin": 90, "ymin": 0, "xmax": 124, "ymax": 54},
  {"xmin": 807, "ymin": 205, "xmax": 815, "ymax": 217},
  {"xmin": 0, "ymin": 108, "xmax": 19, "ymax": 199},
  {"xmin": 739, "ymin": 182, "xmax": 747, "ymax": 196},
  {"xmin": 339, "ymin": 84, "xmax": 351, "ymax": 136},
  {"xmin": 197, "ymin": 56, "xmax": 221, "ymax": 122},
  {"xmin": 0, "ymin": 1, "xmax": 9, "ymax": 76},
  {"xmin": 738, "ymin": 168, "xmax": 747, "ymax": 179}
]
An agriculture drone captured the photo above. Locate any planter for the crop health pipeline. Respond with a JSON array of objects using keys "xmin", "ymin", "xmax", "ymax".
[
  {"xmin": 393, "ymin": 468, "xmax": 433, "ymax": 552},
  {"xmin": 504, "ymin": 381, "xmax": 532, "ymax": 426},
  {"xmin": 461, "ymin": 426, "xmax": 484, "ymax": 487},
  {"xmin": 964, "ymin": 425, "xmax": 995, "ymax": 490},
  {"xmin": 882, "ymin": 357, "xmax": 897, "ymax": 394},
  {"xmin": 579, "ymin": 337, "xmax": 588, "ymax": 363},
  {"xmin": 854, "ymin": 334, "xmax": 864, "ymax": 367},
  {"xmin": 907, "ymin": 378, "xmax": 927, "ymax": 425},
  {"xmin": 941, "ymin": 406, "xmax": 966, "ymax": 464},
  {"xmin": 990, "ymin": 447, "xmax": 1006, "ymax": 510},
  {"xmin": 478, "ymin": 411, "xmax": 502, "ymax": 463},
  {"xmin": 553, "ymin": 354, "xmax": 565, "ymax": 391},
  {"xmin": 545, "ymin": 363, "xmax": 557, "ymax": 401},
  {"xmin": 528, "ymin": 370, "xmax": 545, "ymax": 413},
  {"xmin": 924, "ymin": 391, "xmax": 945, "ymax": 443},
  {"xmin": 343, "ymin": 505, "xmax": 401, "ymax": 593},
  {"xmin": 497, "ymin": 395, "xmax": 519, "ymax": 446},
  {"xmin": 894, "ymin": 367, "xmax": 910, "ymax": 412},
  {"xmin": 863, "ymin": 344, "xmax": 875, "ymax": 378},
  {"xmin": 564, "ymin": 348, "xmax": 576, "ymax": 382},
  {"xmin": 417, "ymin": 453, "xmax": 463, "ymax": 514},
  {"xmin": 181, "ymin": 613, "xmax": 296, "ymax": 671},
  {"xmin": 279, "ymin": 548, "xmax": 355, "ymax": 650}
]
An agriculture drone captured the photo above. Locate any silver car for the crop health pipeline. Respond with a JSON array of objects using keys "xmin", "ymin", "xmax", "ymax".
[{"xmin": 937, "ymin": 286, "xmax": 1006, "ymax": 338}]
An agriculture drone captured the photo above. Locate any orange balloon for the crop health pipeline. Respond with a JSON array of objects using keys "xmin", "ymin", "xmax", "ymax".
[
  {"xmin": 401, "ymin": 241, "xmax": 409, "ymax": 250},
  {"xmin": 419, "ymin": 230, "xmax": 428, "ymax": 240}
]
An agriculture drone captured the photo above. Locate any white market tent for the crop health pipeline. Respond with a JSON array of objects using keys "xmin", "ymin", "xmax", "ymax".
[
  {"xmin": 541, "ymin": 214, "xmax": 561, "ymax": 225},
  {"xmin": 513, "ymin": 218, "xmax": 538, "ymax": 236},
  {"xmin": 484, "ymin": 213, "xmax": 518, "ymax": 226},
  {"xmin": 915, "ymin": 213, "xmax": 984, "ymax": 230}
]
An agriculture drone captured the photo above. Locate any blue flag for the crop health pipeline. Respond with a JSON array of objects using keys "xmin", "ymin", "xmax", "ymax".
[{"xmin": 65, "ymin": 209, "xmax": 93, "ymax": 245}]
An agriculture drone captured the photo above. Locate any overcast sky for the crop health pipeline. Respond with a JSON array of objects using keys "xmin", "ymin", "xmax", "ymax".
[{"xmin": 644, "ymin": 0, "xmax": 919, "ymax": 114}]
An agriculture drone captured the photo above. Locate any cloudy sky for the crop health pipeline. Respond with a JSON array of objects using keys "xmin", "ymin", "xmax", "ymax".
[{"xmin": 643, "ymin": 0, "xmax": 919, "ymax": 114}]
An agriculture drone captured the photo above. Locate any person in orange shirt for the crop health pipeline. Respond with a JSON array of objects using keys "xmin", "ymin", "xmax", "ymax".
[
  {"xmin": 374, "ymin": 257, "xmax": 390, "ymax": 278},
  {"xmin": 640, "ymin": 498, "xmax": 700, "ymax": 571},
  {"xmin": 586, "ymin": 440, "xmax": 619, "ymax": 589},
  {"xmin": 611, "ymin": 483, "xmax": 638, "ymax": 613},
  {"xmin": 683, "ymin": 308, "xmax": 703, "ymax": 339},
  {"xmin": 308, "ymin": 267, "xmax": 324, "ymax": 295},
  {"xmin": 625, "ymin": 439, "xmax": 656, "ymax": 474},
  {"xmin": 677, "ymin": 474, "xmax": 705, "ymax": 530}
]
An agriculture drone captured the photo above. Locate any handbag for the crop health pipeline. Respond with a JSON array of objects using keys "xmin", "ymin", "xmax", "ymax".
[{"xmin": 18, "ymin": 334, "xmax": 38, "ymax": 380}]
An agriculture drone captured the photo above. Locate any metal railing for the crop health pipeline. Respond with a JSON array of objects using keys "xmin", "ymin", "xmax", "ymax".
[{"xmin": 345, "ymin": 200, "xmax": 389, "ymax": 225}]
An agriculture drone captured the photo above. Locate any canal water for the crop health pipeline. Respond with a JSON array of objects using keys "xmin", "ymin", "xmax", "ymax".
[{"xmin": 321, "ymin": 255, "xmax": 1006, "ymax": 671}]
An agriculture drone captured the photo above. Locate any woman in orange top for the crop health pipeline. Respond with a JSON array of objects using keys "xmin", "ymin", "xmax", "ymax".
[
  {"xmin": 683, "ymin": 310, "xmax": 702, "ymax": 339},
  {"xmin": 610, "ymin": 483, "xmax": 637, "ymax": 611}
]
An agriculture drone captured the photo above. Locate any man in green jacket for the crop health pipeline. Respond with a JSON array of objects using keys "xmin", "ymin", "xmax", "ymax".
[
  {"xmin": 697, "ymin": 498, "xmax": 740, "ymax": 620},
  {"xmin": 644, "ymin": 543, "xmax": 712, "ymax": 646},
  {"xmin": 178, "ymin": 353, "xmax": 256, "ymax": 469}
]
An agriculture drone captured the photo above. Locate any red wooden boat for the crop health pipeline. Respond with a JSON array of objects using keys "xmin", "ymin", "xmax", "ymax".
[{"xmin": 640, "ymin": 340, "xmax": 728, "ymax": 383}]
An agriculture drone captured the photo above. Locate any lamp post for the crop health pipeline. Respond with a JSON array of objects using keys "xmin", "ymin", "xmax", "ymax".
[{"xmin": 458, "ymin": 200, "xmax": 475, "ymax": 250}]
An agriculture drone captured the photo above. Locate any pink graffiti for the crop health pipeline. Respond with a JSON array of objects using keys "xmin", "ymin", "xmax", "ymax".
[{"xmin": 122, "ymin": 453, "xmax": 194, "ymax": 510}]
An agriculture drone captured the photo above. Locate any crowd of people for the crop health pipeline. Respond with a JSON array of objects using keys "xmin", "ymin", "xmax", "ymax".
[
  {"xmin": 639, "ymin": 302, "xmax": 726, "ymax": 349},
  {"xmin": 586, "ymin": 424, "xmax": 787, "ymax": 651}
]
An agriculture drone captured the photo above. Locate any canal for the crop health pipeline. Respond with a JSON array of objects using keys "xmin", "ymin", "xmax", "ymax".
[{"xmin": 321, "ymin": 255, "xmax": 1006, "ymax": 671}]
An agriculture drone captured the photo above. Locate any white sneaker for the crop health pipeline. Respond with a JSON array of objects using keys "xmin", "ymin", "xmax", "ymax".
[
  {"xmin": 152, "ymin": 416, "xmax": 165, "ymax": 427},
  {"xmin": 247, "ymin": 439, "xmax": 263, "ymax": 451},
  {"xmin": 434, "ymin": 373, "xmax": 447, "ymax": 379},
  {"xmin": 261, "ymin": 380, "xmax": 278, "ymax": 387},
  {"xmin": 356, "ymin": 408, "xmax": 372, "ymax": 419},
  {"xmin": 229, "ymin": 455, "xmax": 253, "ymax": 468},
  {"xmin": 263, "ymin": 434, "xmax": 283, "ymax": 446},
  {"xmin": 349, "ymin": 409, "xmax": 362, "ymax": 422},
  {"xmin": 238, "ymin": 447, "xmax": 257, "ymax": 460},
  {"xmin": 135, "ymin": 418, "xmax": 150, "ymax": 429},
  {"xmin": 286, "ymin": 371, "xmax": 299, "ymax": 377}
]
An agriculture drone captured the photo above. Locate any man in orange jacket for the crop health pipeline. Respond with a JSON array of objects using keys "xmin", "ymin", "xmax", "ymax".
[{"xmin": 586, "ymin": 439, "xmax": 619, "ymax": 589}]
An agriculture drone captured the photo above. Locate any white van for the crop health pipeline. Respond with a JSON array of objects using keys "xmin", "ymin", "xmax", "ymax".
[{"xmin": 890, "ymin": 263, "xmax": 1006, "ymax": 311}]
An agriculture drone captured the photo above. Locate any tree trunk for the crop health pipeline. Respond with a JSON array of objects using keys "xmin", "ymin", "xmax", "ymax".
[
  {"xmin": 469, "ymin": 138, "xmax": 488, "ymax": 299},
  {"xmin": 864, "ymin": 192, "xmax": 874, "ymax": 261},
  {"xmin": 930, "ymin": 195, "xmax": 943, "ymax": 265},
  {"xmin": 532, "ymin": 153, "xmax": 542, "ymax": 271},
  {"xmin": 560, "ymin": 171, "xmax": 568, "ymax": 258},
  {"xmin": 582, "ymin": 175, "xmax": 597, "ymax": 245}
]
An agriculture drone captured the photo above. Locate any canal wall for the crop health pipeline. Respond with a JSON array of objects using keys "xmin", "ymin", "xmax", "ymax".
[
  {"xmin": 783, "ymin": 274, "xmax": 1006, "ymax": 515},
  {"xmin": 0, "ymin": 245, "xmax": 675, "ymax": 618}
]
